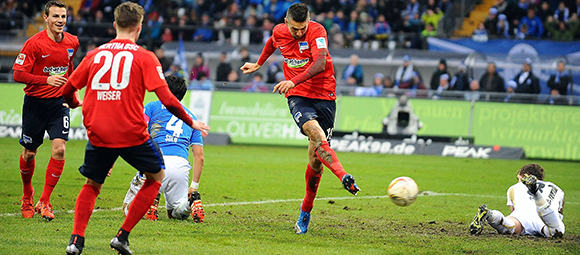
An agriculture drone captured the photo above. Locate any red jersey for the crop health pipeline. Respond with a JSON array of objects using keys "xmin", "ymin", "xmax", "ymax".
[
  {"xmin": 67, "ymin": 39, "xmax": 167, "ymax": 148},
  {"xmin": 12, "ymin": 30, "xmax": 79, "ymax": 98},
  {"xmin": 269, "ymin": 21, "xmax": 336, "ymax": 100}
]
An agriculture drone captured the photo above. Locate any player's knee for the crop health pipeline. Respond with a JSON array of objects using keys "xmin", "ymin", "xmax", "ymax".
[
  {"xmin": 22, "ymin": 149, "xmax": 37, "ymax": 161},
  {"xmin": 309, "ymin": 159, "xmax": 323, "ymax": 173},
  {"xmin": 52, "ymin": 146, "xmax": 66, "ymax": 159}
]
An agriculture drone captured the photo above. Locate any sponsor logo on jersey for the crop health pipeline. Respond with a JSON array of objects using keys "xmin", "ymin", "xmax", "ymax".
[
  {"xmin": 298, "ymin": 41, "xmax": 308, "ymax": 53},
  {"xmin": 43, "ymin": 66, "xmax": 68, "ymax": 75},
  {"xmin": 42, "ymin": 54, "xmax": 50, "ymax": 58},
  {"xmin": 283, "ymin": 58, "xmax": 309, "ymax": 68},
  {"xmin": 315, "ymin": 37, "xmax": 327, "ymax": 49},
  {"xmin": 67, "ymin": 48, "xmax": 74, "ymax": 59},
  {"xmin": 15, "ymin": 53, "xmax": 26, "ymax": 65},
  {"xmin": 97, "ymin": 91, "xmax": 122, "ymax": 101}
]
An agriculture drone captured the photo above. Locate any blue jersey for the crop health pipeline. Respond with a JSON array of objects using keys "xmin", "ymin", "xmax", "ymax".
[{"xmin": 144, "ymin": 101, "xmax": 203, "ymax": 159}]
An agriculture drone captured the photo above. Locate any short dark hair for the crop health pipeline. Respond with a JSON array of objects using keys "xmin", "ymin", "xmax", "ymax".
[
  {"xmin": 166, "ymin": 75, "xmax": 187, "ymax": 101},
  {"xmin": 517, "ymin": 163, "xmax": 545, "ymax": 180},
  {"xmin": 286, "ymin": 3, "xmax": 309, "ymax": 23},
  {"xmin": 45, "ymin": 0, "xmax": 67, "ymax": 16},
  {"xmin": 114, "ymin": 2, "xmax": 144, "ymax": 29}
]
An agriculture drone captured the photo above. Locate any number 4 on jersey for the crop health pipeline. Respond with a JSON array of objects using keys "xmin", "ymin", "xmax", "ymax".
[{"xmin": 165, "ymin": 115, "xmax": 183, "ymax": 142}]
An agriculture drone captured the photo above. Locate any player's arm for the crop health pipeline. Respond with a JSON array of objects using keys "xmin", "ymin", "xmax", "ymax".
[
  {"xmin": 188, "ymin": 144, "xmax": 204, "ymax": 194},
  {"xmin": 153, "ymin": 86, "xmax": 210, "ymax": 135},
  {"xmin": 240, "ymin": 36, "xmax": 277, "ymax": 74}
]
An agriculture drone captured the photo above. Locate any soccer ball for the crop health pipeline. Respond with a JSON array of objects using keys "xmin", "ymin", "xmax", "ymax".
[{"xmin": 387, "ymin": 176, "xmax": 419, "ymax": 207}]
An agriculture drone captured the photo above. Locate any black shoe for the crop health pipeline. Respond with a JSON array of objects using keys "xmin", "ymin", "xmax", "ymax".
[
  {"xmin": 110, "ymin": 236, "xmax": 132, "ymax": 255},
  {"xmin": 65, "ymin": 234, "xmax": 84, "ymax": 255}
]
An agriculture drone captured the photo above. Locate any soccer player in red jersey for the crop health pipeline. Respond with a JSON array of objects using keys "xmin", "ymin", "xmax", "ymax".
[
  {"xmin": 240, "ymin": 3, "xmax": 360, "ymax": 234},
  {"xmin": 61, "ymin": 3, "xmax": 209, "ymax": 255},
  {"xmin": 12, "ymin": 0, "xmax": 79, "ymax": 221}
]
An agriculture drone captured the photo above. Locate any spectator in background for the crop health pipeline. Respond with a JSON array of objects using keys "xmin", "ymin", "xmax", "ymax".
[
  {"xmin": 547, "ymin": 61, "xmax": 571, "ymax": 97},
  {"xmin": 504, "ymin": 80, "xmax": 517, "ymax": 102},
  {"xmin": 237, "ymin": 47, "xmax": 253, "ymax": 83},
  {"xmin": 574, "ymin": 0, "xmax": 580, "ymax": 16},
  {"xmin": 374, "ymin": 14, "xmax": 391, "ymax": 46},
  {"xmin": 355, "ymin": 73, "xmax": 385, "ymax": 97},
  {"xmin": 516, "ymin": 23, "xmax": 529, "ymax": 39},
  {"xmin": 403, "ymin": 0, "xmax": 421, "ymax": 19},
  {"xmin": 395, "ymin": 55, "xmax": 424, "ymax": 89},
  {"xmin": 496, "ymin": 14, "xmax": 510, "ymax": 38},
  {"xmin": 344, "ymin": 10, "xmax": 359, "ymax": 47},
  {"xmin": 472, "ymin": 22, "xmax": 489, "ymax": 42},
  {"xmin": 537, "ymin": 1, "xmax": 553, "ymax": 22},
  {"xmin": 422, "ymin": 22, "xmax": 438, "ymax": 37},
  {"xmin": 266, "ymin": 55, "xmax": 281, "ymax": 84},
  {"xmin": 166, "ymin": 63, "xmax": 186, "ymax": 78},
  {"xmin": 357, "ymin": 12, "xmax": 375, "ymax": 48},
  {"xmin": 436, "ymin": 73, "xmax": 451, "ymax": 93},
  {"xmin": 545, "ymin": 16, "xmax": 579, "ymax": 41},
  {"xmin": 430, "ymin": 59, "xmax": 449, "ymax": 90},
  {"xmin": 193, "ymin": 13, "xmax": 213, "ymax": 42},
  {"xmin": 188, "ymin": 71, "xmax": 214, "ymax": 90},
  {"xmin": 479, "ymin": 62, "xmax": 505, "ymax": 92},
  {"xmin": 215, "ymin": 51, "xmax": 232, "ymax": 82},
  {"xmin": 513, "ymin": 58, "xmax": 540, "ymax": 95},
  {"xmin": 189, "ymin": 53, "xmax": 211, "ymax": 83},
  {"xmin": 464, "ymin": 80, "xmax": 481, "ymax": 101},
  {"xmin": 333, "ymin": 10, "xmax": 347, "ymax": 31},
  {"xmin": 494, "ymin": 0, "xmax": 508, "ymax": 14},
  {"xmin": 155, "ymin": 48, "xmax": 172, "ymax": 73},
  {"xmin": 421, "ymin": 8, "xmax": 444, "ymax": 32},
  {"xmin": 484, "ymin": 7, "xmax": 499, "ymax": 35},
  {"xmin": 242, "ymin": 73, "xmax": 269, "ymax": 92},
  {"xmin": 554, "ymin": 1, "xmax": 570, "ymax": 22},
  {"xmin": 519, "ymin": 8, "xmax": 544, "ymax": 38},
  {"xmin": 162, "ymin": 28, "xmax": 173, "ymax": 42},
  {"xmin": 342, "ymin": 54, "xmax": 364, "ymax": 86},
  {"xmin": 147, "ymin": 11, "xmax": 162, "ymax": 41},
  {"xmin": 450, "ymin": 64, "xmax": 472, "ymax": 91},
  {"xmin": 439, "ymin": 0, "xmax": 453, "ymax": 14}
]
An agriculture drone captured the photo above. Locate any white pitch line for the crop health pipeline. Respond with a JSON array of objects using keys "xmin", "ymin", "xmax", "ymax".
[{"xmin": 1, "ymin": 191, "xmax": 576, "ymax": 218}]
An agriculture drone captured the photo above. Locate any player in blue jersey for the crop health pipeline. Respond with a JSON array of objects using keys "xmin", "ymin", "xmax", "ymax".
[{"xmin": 122, "ymin": 75, "xmax": 205, "ymax": 222}]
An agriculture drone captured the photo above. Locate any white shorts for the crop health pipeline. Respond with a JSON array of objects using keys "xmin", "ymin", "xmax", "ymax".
[
  {"xmin": 160, "ymin": 155, "xmax": 191, "ymax": 211},
  {"xmin": 509, "ymin": 210, "xmax": 547, "ymax": 237},
  {"xmin": 123, "ymin": 155, "xmax": 191, "ymax": 211}
]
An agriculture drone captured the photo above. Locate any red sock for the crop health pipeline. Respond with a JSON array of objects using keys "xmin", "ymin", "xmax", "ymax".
[
  {"xmin": 19, "ymin": 155, "xmax": 35, "ymax": 197},
  {"xmin": 315, "ymin": 141, "xmax": 348, "ymax": 181},
  {"xmin": 72, "ymin": 184, "xmax": 100, "ymax": 237},
  {"xmin": 39, "ymin": 157, "xmax": 64, "ymax": 203},
  {"xmin": 301, "ymin": 164, "xmax": 322, "ymax": 213},
  {"xmin": 121, "ymin": 179, "xmax": 161, "ymax": 232}
]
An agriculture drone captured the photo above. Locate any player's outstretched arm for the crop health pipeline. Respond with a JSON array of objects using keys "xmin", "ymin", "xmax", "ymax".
[
  {"xmin": 240, "ymin": 62, "xmax": 261, "ymax": 74},
  {"xmin": 241, "ymin": 36, "xmax": 277, "ymax": 75},
  {"xmin": 154, "ymin": 86, "xmax": 210, "ymax": 135}
]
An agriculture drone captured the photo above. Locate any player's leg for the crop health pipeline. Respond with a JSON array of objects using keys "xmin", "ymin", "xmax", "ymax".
[
  {"xmin": 486, "ymin": 209, "xmax": 520, "ymax": 235},
  {"xmin": 19, "ymin": 147, "xmax": 37, "ymax": 218},
  {"xmin": 522, "ymin": 175, "xmax": 565, "ymax": 237},
  {"xmin": 122, "ymin": 172, "xmax": 146, "ymax": 217},
  {"xmin": 37, "ymin": 102, "xmax": 70, "ymax": 220},
  {"xmin": 162, "ymin": 156, "xmax": 192, "ymax": 220},
  {"xmin": 35, "ymin": 138, "xmax": 66, "ymax": 220},
  {"xmin": 188, "ymin": 145, "xmax": 205, "ymax": 222},
  {"xmin": 18, "ymin": 95, "xmax": 45, "ymax": 218},
  {"xmin": 112, "ymin": 139, "xmax": 165, "ymax": 254},
  {"xmin": 67, "ymin": 142, "xmax": 116, "ymax": 255}
]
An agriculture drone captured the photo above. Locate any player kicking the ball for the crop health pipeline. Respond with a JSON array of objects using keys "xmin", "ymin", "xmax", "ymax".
[
  {"xmin": 121, "ymin": 75, "xmax": 205, "ymax": 222},
  {"xmin": 240, "ymin": 3, "xmax": 360, "ymax": 234},
  {"xmin": 62, "ymin": 3, "xmax": 209, "ymax": 255},
  {"xmin": 470, "ymin": 163, "xmax": 565, "ymax": 238}
]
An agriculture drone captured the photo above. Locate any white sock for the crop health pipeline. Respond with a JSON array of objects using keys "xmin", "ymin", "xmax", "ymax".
[
  {"xmin": 171, "ymin": 198, "xmax": 191, "ymax": 220},
  {"xmin": 486, "ymin": 209, "xmax": 515, "ymax": 234}
]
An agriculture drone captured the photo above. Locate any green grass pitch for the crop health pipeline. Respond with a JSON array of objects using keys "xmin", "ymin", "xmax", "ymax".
[{"xmin": 0, "ymin": 137, "xmax": 579, "ymax": 254}]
